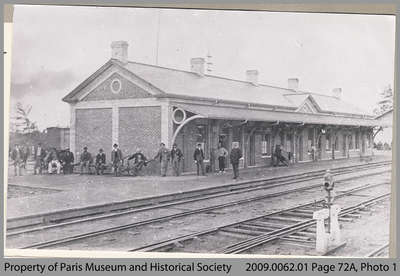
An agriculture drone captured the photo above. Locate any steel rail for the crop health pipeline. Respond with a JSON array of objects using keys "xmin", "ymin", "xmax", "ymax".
[
  {"xmin": 130, "ymin": 181, "xmax": 389, "ymax": 253},
  {"xmin": 220, "ymin": 193, "xmax": 390, "ymax": 254},
  {"xmin": 19, "ymin": 174, "xmax": 389, "ymax": 250},
  {"xmin": 8, "ymin": 161, "xmax": 390, "ymax": 236},
  {"xmin": 8, "ymin": 160, "xmax": 391, "ymax": 230},
  {"xmin": 365, "ymin": 243, "xmax": 390, "ymax": 257}
]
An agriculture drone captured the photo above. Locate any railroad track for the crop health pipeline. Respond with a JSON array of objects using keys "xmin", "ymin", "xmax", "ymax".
[
  {"xmin": 129, "ymin": 184, "xmax": 390, "ymax": 255},
  {"xmin": 7, "ymin": 160, "xmax": 391, "ymax": 234},
  {"xmin": 13, "ymin": 172, "xmax": 390, "ymax": 251},
  {"xmin": 365, "ymin": 243, "xmax": 390, "ymax": 257}
]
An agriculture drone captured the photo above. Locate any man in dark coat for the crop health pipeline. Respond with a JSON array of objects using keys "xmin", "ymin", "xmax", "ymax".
[
  {"xmin": 171, "ymin": 143, "xmax": 183, "ymax": 176},
  {"xmin": 274, "ymin": 145, "xmax": 288, "ymax": 167},
  {"xmin": 230, "ymin": 142, "xmax": 242, "ymax": 179},
  {"xmin": 61, "ymin": 148, "xmax": 75, "ymax": 174},
  {"xmin": 153, "ymin": 143, "xmax": 170, "ymax": 177},
  {"xmin": 111, "ymin": 143, "xmax": 123, "ymax": 176},
  {"xmin": 10, "ymin": 144, "xmax": 23, "ymax": 176},
  {"xmin": 95, "ymin": 148, "xmax": 106, "ymax": 175},
  {"xmin": 193, "ymin": 143, "xmax": 205, "ymax": 176},
  {"xmin": 20, "ymin": 145, "xmax": 30, "ymax": 170},
  {"xmin": 80, "ymin": 146, "xmax": 93, "ymax": 174},
  {"xmin": 34, "ymin": 142, "xmax": 46, "ymax": 175}
]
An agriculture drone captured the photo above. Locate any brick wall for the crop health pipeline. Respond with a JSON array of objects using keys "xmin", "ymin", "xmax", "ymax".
[
  {"xmin": 75, "ymin": 108, "xmax": 112, "ymax": 161},
  {"xmin": 46, "ymin": 128, "xmax": 61, "ymax": 149},
  {"xmin": 119, "ymin": 106, "xmax": 161, "ymax": 175},
  {"xmin": 83, "ymin": 72, "xmax": 151, "ymax": 101}
]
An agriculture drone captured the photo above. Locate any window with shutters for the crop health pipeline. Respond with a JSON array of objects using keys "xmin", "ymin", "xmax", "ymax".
[
  {"xmin": 261, "ymin": 134, "xmax": 271, "ymax": 156},
  {"xmin": 355, "ymin": 131, "xmax": 360, "ymax": 149}
]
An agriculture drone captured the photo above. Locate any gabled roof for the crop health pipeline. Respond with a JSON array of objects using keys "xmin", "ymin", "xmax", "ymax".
[
  {"xmin": 63, "ymin": 58, "xmax": 373, "ymax": 118},
  {"xmin": 310, "ymin": 93, "xmax": 371, "ymax": 116},
  {"xmin": 124, "ymin": 61, "xmax": 296, "ymax": 109},
  {"xmin": 62, "ymin": 60, "xmax": 114, "ymax": 102},
  {"xmin": 374, "ymin": 108, "xmax": 393, "ymax": 119}
]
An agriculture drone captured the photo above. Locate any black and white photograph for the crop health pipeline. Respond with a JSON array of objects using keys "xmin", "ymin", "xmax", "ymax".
[{"xmin": 5, "ymin": 5, "xmax": 395, "ymax": 257}]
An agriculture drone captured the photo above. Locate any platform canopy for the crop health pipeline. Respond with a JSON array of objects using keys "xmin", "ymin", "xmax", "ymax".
[{"xmin": 174, "ymin": 103, "xmax": 380, "ymax": 127}]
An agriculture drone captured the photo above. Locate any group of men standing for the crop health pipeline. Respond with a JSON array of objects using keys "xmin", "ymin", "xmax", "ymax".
[
  {"xmin": 10, "ymin": 144, "xmax": 30, "ymax": 176},
  {"xmin": 153, "ymin": 141, "xmax": 243, "ymax": 179},
  {"xmin": 153, "ymin": 143, "xmax": 183, "ymax": 177},
  {"xmin": 10, "ymin": 143, "xmax": 75, "ymax": 176}
]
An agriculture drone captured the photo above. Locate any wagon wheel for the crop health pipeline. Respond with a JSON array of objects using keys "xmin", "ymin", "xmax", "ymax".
[{"xmin": 127, "ymin": 167, "xmax": 135, "ymax": 176}]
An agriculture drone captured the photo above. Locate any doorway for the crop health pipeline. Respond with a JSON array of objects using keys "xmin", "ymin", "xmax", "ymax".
[
  {"xmin": 248, "ymin": 134, "xmax": 256, "ymax": 166},
  {"xmin": 298, "ymin": 134, "xmax": 303, "ymax": 161}
]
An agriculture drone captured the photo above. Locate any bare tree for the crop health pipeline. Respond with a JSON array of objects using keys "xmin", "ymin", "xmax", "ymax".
[
  {"xmin": 373, "ymin": 85, "xmax": 393, "ymax": 116},
  {"xmin": 11, "ymin": 102, "xmax": 38, "ymax": 134}
]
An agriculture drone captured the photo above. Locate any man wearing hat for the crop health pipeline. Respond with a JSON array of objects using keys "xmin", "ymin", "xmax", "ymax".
[
  {"xmin": 10, "ymin": 144, "xmax": 23, "ymax": 176},
  {"xmin": 80, "ymin": 146, "xmax": 93, "ymax": 174},
  {"xmin": 111, "ymin": 143, "xmax": 123, "ymax": 176},
  {"xmin": 95, "ymin": 148, "xmax": 106, "ymax": 175},
  {"xmin": 170, "ymin": 143, "xmax": 183, "ymax": 176},
  {"xmin": 193, "ymin": 143, "xmax": 205, "ymax": 176},
  {"xmin": 230, "ymin": 142, "xmax": 242, "ymax": 180},
  {"xmin": 33, "ymin": 142, "xmax": 46, "ymax": 175},
  {"xmin": 63, "ymin": 148, "xmax": 75, "ymax": 174},
  {"xmin": 153, "ymin": 142, "xmax": 170, "ymax": 177}
]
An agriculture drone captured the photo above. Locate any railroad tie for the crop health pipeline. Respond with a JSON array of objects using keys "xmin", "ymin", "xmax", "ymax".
[
  {"xmin": 279, "ymin": 242, "xmax": 315, "ymax": 250},
  {"xmin": 219, "ymin": 227, "xmax": 265, "ymax": 237},
  {"xmin": 249, "ymin": 220, "xmax": 293, "ymax": 229},
  {"xmin": 342, "ymin": 213, "xmax": 362, "ymax": 219},
  {"xmin": 239, "ymin": 223, "xmax": 277, "ymax": 232},
  {"xmin": 264, "ymin": 216, "xmax": 305, "ymax": 223},
  {"xmin": 338, "ymin": 217, "xmax": 354, "ymax": 223},
  {"xmin": 282, "ymin": 211, "xmax": 313, "ymax": 218}
]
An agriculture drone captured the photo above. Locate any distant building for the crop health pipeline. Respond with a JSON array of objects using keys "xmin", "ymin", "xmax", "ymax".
[
  {"xmin": 45, "ymin": 127, "xmax": 70, "ymax": 149},
  {"xmin": 63, "ymin": 41, "xmax": 387, "ymax": 174},
  {"xmin": 374, "ymin": 109, "xmax": 393, "ymax": 145}
]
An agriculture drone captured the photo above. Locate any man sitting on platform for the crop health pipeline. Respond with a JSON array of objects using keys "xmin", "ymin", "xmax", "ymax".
[
  {"xmin": 80, "ymin": 146, "xmax": 93, "ymax": 174},
  {"xmin": 61, "ymin": 148, "xmax": 75, "ymax": 174},
  {"xmin": 47, "ymin": 148, "xmax": 62, "ymax": 174},
  {"xmin": 95, "ymin": 148, "xmax": 106, "ymax": 175}
]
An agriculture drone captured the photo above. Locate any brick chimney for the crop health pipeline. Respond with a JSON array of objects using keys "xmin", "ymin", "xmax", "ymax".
[
  {"xmin": 332, "ymin": 88, "xmax": 342, "ymax": 99},
  {"xmin": 288, "ymin": 78, "xmax": 299, "ymax": 90},
  {"xmin": 246, "ymin": 70, "xmax": 259, "ymax": 86},
  {"xmin": 190, "ymin": 58, "xmax": 205, "ymax": 76},
  {"xmin": 111, "ymin": 41, "xmax": 129, "ymax": 64}
]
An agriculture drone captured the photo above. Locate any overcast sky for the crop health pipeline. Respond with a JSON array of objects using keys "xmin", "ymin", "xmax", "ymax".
[{"xmin": 10, "ymin": 5, "xmax": 395, "ymax": 130}]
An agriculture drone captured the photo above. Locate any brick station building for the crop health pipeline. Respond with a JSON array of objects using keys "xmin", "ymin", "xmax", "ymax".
[{"xmin": 63, "ymin": 41, "xmax": 380, "ymax": 174}]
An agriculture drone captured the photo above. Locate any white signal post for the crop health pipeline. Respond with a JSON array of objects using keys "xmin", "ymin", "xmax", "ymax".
[{"xmin": 313, "ymin": 170, "xmax": 345, "ymax": 255}]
